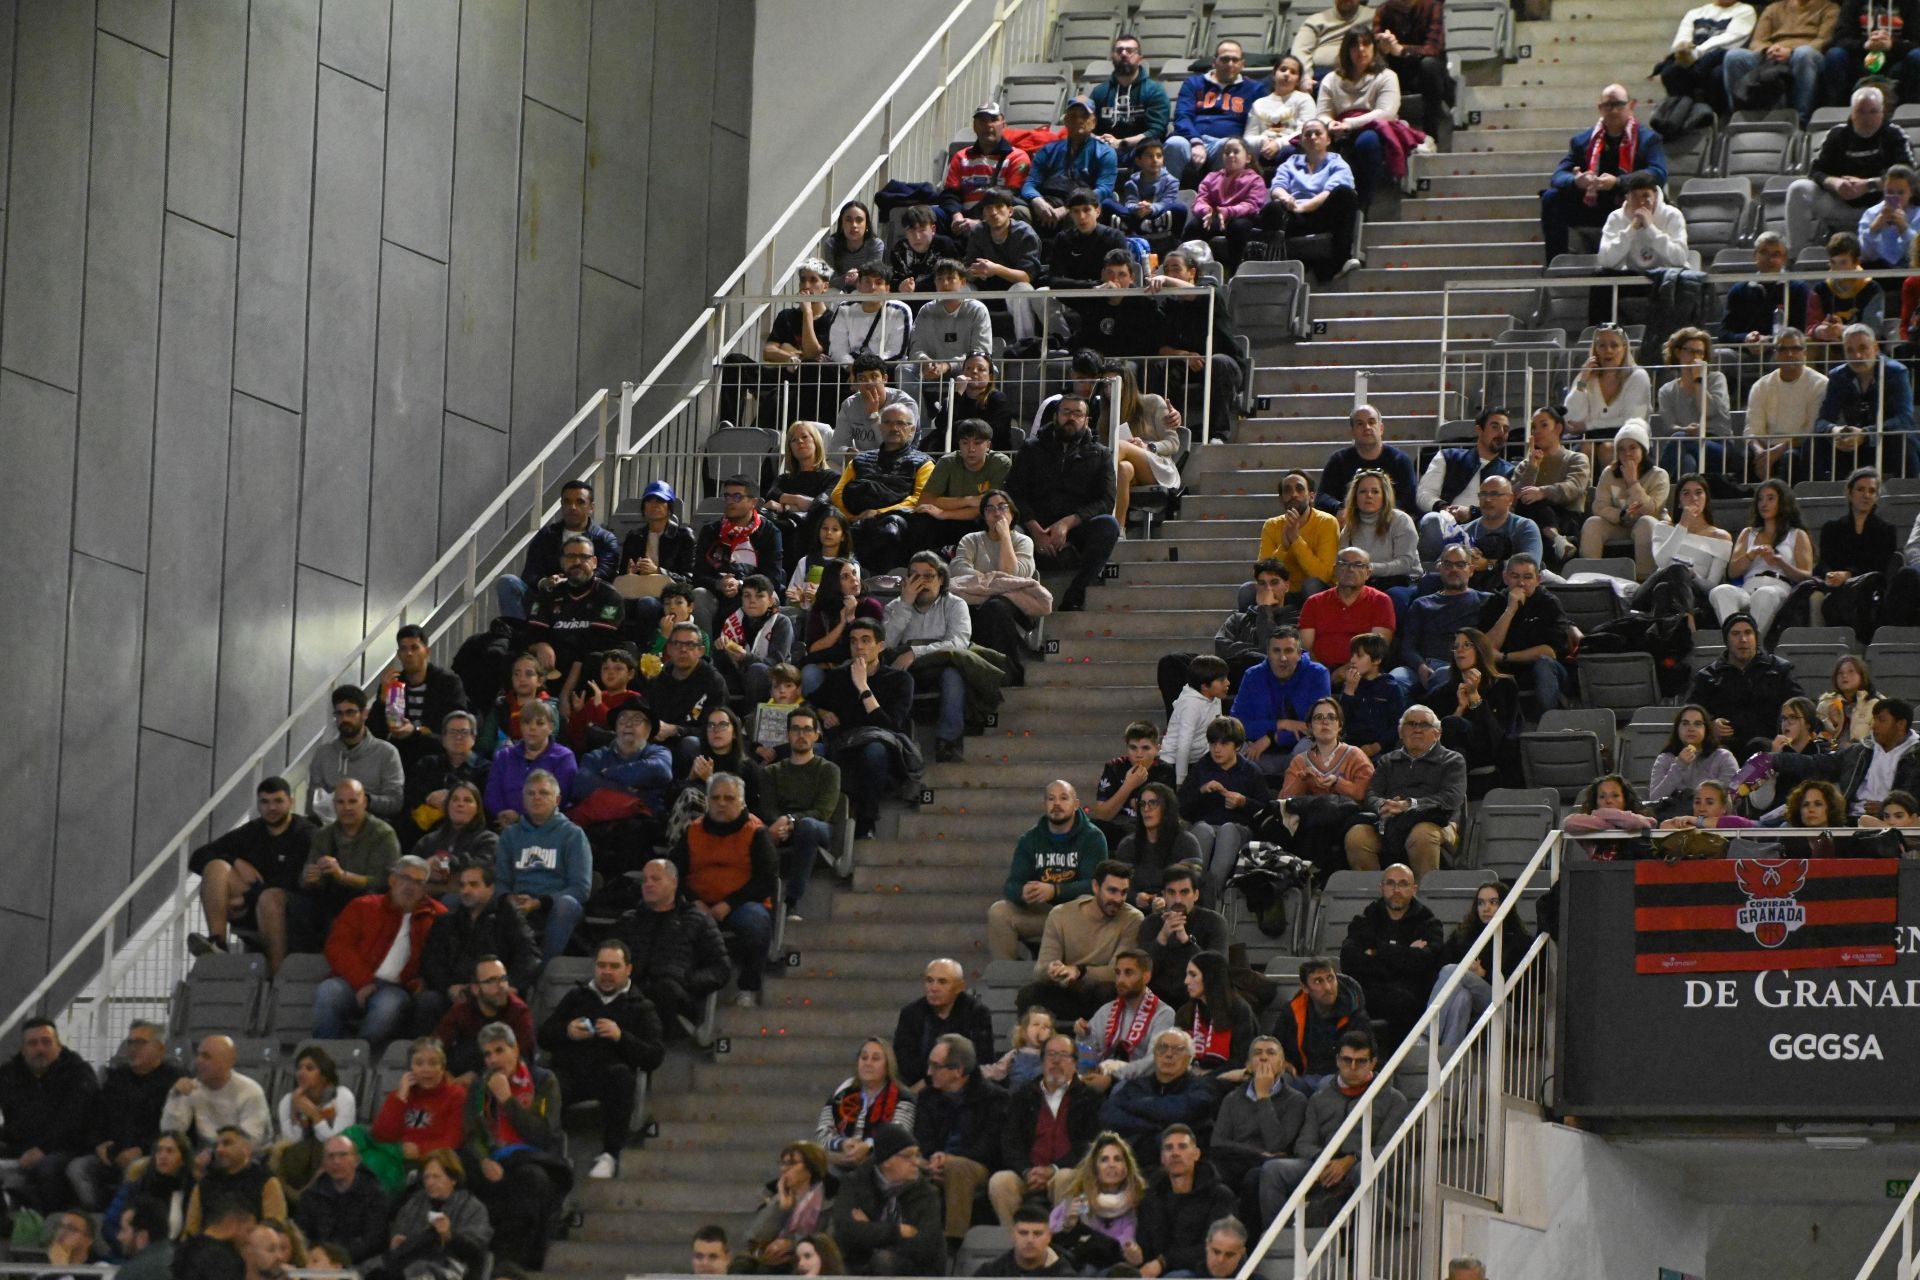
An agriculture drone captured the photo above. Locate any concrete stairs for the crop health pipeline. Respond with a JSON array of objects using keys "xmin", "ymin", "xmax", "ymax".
[{"xmin": 540, "ymin": 3, "xmax": 1689, "ymax": 1275}]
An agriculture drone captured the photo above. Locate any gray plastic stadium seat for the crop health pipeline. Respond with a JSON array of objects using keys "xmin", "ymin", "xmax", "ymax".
[
  {"xmin": 1465, "ymin": 805, "xmax": 1554, "ymax": 880},
  {"xmin": 1577, "ymin": 652, "xmax": 1663, "ymax": 722},
  {"xmin": 1229, "ymin": 261, "xmax": 1310, "ymax": 343},
  {"xmin": 267, "ymin": 952, "xmax": 333, "ymax": 1047},
  {"xmin": 1313, "ymin": 870, "xmax": 1381, "ymax": 955}
]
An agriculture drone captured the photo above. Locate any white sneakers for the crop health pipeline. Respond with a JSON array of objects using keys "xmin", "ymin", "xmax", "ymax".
[
  {"xmin": 734, "ymin": 990, "xmax": 757, "ymax": 1008},
  {"xmin": 589, "ymin": 1153, "xmax": 618, "ymax": 1180}
]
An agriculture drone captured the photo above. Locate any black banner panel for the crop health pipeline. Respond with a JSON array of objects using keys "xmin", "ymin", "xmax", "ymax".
[{"xmin": 1559, "ymin": 861, "xmax": 1920, "ymax": 1118}]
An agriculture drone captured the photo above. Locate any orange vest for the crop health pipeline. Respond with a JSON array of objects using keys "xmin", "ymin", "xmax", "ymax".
[{"xmin": 684, "ymin": 813, "xmax": 768, "ymax": 906}]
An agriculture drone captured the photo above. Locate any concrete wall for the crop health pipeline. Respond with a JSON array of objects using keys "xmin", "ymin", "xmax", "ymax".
[
  {"xmin": 745, "ymin": 0, "xmax": 993, "ymax": 253},
  {"xmin": 0, "ymin": 0, "xmax": 750, "ymax": 1007}
]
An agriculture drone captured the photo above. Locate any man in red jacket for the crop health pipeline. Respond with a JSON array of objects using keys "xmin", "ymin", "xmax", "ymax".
[{"xmin": 313, "ymin": 855, "xmax": 448, "ymax": 1045}]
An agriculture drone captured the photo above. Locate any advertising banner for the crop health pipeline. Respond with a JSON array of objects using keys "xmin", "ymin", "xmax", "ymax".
[{"xmin": 1560, "ymin": 862, "xmax": 1920, "ymax": 1118}]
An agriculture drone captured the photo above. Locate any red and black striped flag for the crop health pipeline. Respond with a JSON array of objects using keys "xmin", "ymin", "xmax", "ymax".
[{"xmin": 1633, "ymin": 858, "xmax": 1899, "ymax": 974}]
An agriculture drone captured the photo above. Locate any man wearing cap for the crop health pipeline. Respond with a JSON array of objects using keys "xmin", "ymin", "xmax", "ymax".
[
  {"xmin": 833, "ymin": 403, "xmax": 936, "ymax": 575},
  {"xmin": 829, "ymin": 1123, "xmax": 945, "ymax": 1276},
  {"xmin": 1685, "ymin": 612, "xmax": 1804, "ymax": 759},
  {"xmin": 1167, "ymin": 41, "xmax": 1260, "ymax": 183},
  {"xmin": 1029, "ymin": 98, "xmax": 1119, "ymax": 231},
  {"xmin": 572, "ymin": 702, "xmax": 676, "ymax": 876},
  {"xmin": 941, "ymin": 103, "xmax": 1038, "ymax": 238},
  {"xmin": 620, "ymin": 479, "xmax": 699, "ymax": 642}
]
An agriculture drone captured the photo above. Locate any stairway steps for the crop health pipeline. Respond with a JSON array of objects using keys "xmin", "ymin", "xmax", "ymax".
[
  {"xmin": 651, "ymin": 1089, "xmax": 823, "ymax": 1125},
  {"xmin": 853, "ymin": 862, "xmax": 1012, "ymax": 895},
  {"xmin": 1394, "ymin": 196, "xmax": 1539, "ymax": 226},
  {"xmin": 1112, "ymin": 558, "xmax": 1256, "ymax": 585},
  {"xmin": 1470, "ymin": 106, "xmax": 1599, "ymax": 133},
  {"xmin": 691, "ymin": 1032, "xmax": 900, "ymax": 1067},
  {"xmin": 788, "ymin": 949, "xmax": 988, "ymax": 981},
  {"xmin": 1309, "ymin": 285, "xmax": 1532, "ymax": 318},
  {"xmin": 1316, "ymin": 312, "xmax": 1511, "ymax": 343},
  {"xmin": 755, "ymin": 978, "xmax": 927, "ymax": 1014},
  {"xmin": 1454, "ymin": 125, "xmax": 1595, "ymax": 155},
  {"xmin": 1363, "ymin": 218, "xmax": 1542, "ymax": 248},
  {"xmin": 1028, "ymin": 659, "xmax": 1164, "ymax": 689},
  {"xmin": 1405, "ymin": 171, "xmax": 1550, "ymax": 200},
  {"xmin": 993, "ymin": 684, "xmax": 1157, "ymax": 714},
  {"xmin": 830, "ymin": 890, "xmax": 999, "ymax": 922}
]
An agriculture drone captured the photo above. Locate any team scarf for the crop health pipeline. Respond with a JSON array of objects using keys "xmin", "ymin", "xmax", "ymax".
[
  {"xmin": 711, "ymin": 507, "xmax": 764, "ymax": 570},
  {"xmin": 486, "ymin": 1062, "xmax": 537, "ymax": 1147},
  {"xmin": 1104, "ymin": 990, "xmax": 1163, "ymax": 1058},
  {"xmin": 1188, "ymin": 1006, "xmax": 1233, "ymax": 1064},
  {"xmin": 1585, "ymin": 114, "xmax": 1638, "ymax": 207},
  {"xmin": 833, "ymin": 1080, "xmax": 902, "ymax": 1138}
]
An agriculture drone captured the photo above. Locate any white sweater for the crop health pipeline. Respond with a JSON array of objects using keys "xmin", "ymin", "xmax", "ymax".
[
  {"xmin": 1597, "ymin": 197, "xmax": 1691, "ymax": 272},
  {"xmin": 1165, "ymin": 685, "xmax": 1223, "ymax": 784},
  {"xmin": 1671, "ymin": 2, "xmax": 1758, "ymax": 54},
  {"xmin": 1744, "ymin": 367, "xmax": 1829, "ymax": 440}
]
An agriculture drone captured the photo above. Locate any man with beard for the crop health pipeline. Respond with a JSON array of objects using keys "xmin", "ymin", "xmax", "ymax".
[{"xmin": 527, "ymin": 532, "xmax": 625, "ymax": 703}]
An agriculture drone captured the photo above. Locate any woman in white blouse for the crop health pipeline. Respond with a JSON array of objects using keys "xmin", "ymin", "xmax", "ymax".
[
  {"xmin": 1563, "ymin": 323, "xmax": 1653, "ymax": 461},
  {"xmin": 1709, "ymin": 478, "xmax": 1814, "ymax": 636},
  {"xmin": 1244, "ymin": 56, "xmax": 1319, "ymax": 169},
  {"xmin": 950, "ymin": 489, "xmax": 1041, "ymax": 685}
]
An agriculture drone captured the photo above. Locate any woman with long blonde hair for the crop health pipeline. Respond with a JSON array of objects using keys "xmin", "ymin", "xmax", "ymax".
[
  {"xmin": 1337, "ymin": 470, "xmax": 1419, "ymax": 586},
  {"xmin": 1113, "ymin": 364, "xmax": 1184, "ymax": 528}
]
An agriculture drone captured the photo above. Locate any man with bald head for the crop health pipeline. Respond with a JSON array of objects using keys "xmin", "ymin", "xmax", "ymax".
[
  {"xmin": 0, "ymin": 1018, "xmax": 97, "ymax": 1210},
  {"xmin": 893, "ymin": 958, "xmax": 998, "ymax": 1089},
  {"xmin": 291, "ymin": 777, "xmax": 402, "ymax": 949},
  {"xmin": 1338, "ymin": 862, "xmax": 1444, "ymax": 1055},
  {"xmin": 612, "ymin": 858, "xmax": 733, "ymax": 1033},
  {"xmin": 1540, "ymin": 84, "xmax": 1669, "ymax": 263},
  {"xmin": 292, "ymin": 1135, "xmax": 387, "ymax": 1264},
  {"xmin": 988, "ymin": 781, "xmax": 1111, "ymax": 960},
  {"xmin": 161, "ymin": 1034, "xmax": 271, "ymax": 1153},
  {"xmin": 1312, "ymin": 406, "xmax": 1419, "ymax": 519}
]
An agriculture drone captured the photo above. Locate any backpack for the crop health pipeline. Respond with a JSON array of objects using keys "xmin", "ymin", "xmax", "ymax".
[
  {"xmin": 452, "ymin": 616, "xmax": 529, "ymax": 713},
  {"xmin": 1649, "ymin": 94, "xmax": 1713, "ymax": 141},
  {"xmin": 1639, "ymin": 269, "xmax": 1716, "ymax": 366}
]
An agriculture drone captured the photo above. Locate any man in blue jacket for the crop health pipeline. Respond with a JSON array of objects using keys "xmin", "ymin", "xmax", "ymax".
[
  {"xmin": 571, "ymin": 702, "xmax": 675, "ymax": 878},
  {"xmin": 1029, "ymin": 98, "xmax": 1119, "ymax": 233},
  {"xmin": 1817, "ymin": 324, "xmax": 1918, "ymax": 478},
  {"xmin": 1167, "ymin": 41, "xmax": 1260, "ymax": 183},
  {"xmin": 496, "ymin": 770, "xmax": 594, "ymax": 966},
  {"xmin": 1231, "ymin": 628, "xmax": 1333, "ymax": 776},
  {"xmin": 1539, "ymin": 84, "xmax": 1669, "ymax": 263},
  {"xmin": 1090, "ymin": 33, "xmax": 1171, "ymax": 169}
]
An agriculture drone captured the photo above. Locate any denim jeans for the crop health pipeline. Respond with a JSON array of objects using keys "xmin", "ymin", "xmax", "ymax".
[
  {"xmin": 827, "ymin": 738, "xmax": 892, "ymax": 836},
  {"xmin": 1723, "ymin": 44, "xmax": 1821, "ymax": 123},
  {"xmin": 313, "ymin": 976, "xmax": 414, "ymax": 1043},
  {"xmin": 724, "ymin": 901, "xmax": 774, "ymax": 991},
  {"xmin": 927, "ymin": 664, "xmax": 966, "ymax": 743},
  {"xmin": 530, "ymin": 894, "xmax": 586, "ymax": 967},
  {"xmin": 1512, "ymin": 657, "xmax": 1568, "ymax": 711},
  {"xmin": 780, "ymin": 816, "xmax": 834, "ymax": 908},
  {"xmin": 1388, "ymin": 662, "xmax": 1453, "ymax": 698}
]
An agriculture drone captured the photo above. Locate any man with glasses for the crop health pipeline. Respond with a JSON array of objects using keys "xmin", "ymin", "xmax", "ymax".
[
  {"xmin": 1343, "ymin": 710, "xmax": 1466, "ymax": 879},
  {"xmin": 68, "ymin": 1021, "xmax": 183, "ymax": 1210},
  {"xmin": 1789, "ymin": 85, "xmax": 1912, "ymax": 254},
  {"xmin": 291, "ymin": 1136, "xmax": 387, "ymax": 1266},
  {"xmin": 1166, "ymin": 41, "xmax": 1259, "ymax": 183},
  {"xmin": 1744, "ymin": 326, "xmax": 1825, "ymax": 481},
  {"xmin": 1338, "ymin": 865, "xmax": 1444, "ymax": 1051},
  {"xmin": 1540, "ymin": 85, "xmax": 1669, "ymax": 264},
  {"xmin": 311, "ymin": 855, "xmax": 447, "ymax": 1044},
  {"xmin": 1298, "ymin": 548, "xmax": 1395, "ymax": 675},
  {"xmin": 430, "ymin": 954, "xmax": 537, "ymax": 1085},
  {"xmin": 1314, "ymin": 406, "xmax": 1420, "ymax": 518},
  {"xmin": 1099, "ymin": 1031, "xmax": 1216, "ymax": 1169},
  {"xmin": 1255, "ymin": 1031, "xmax": 1409, "ymax": 1226},
  {"xmin": 694, "ymin": 474, "xmax": 786, "ymax": 608},
  {"xmin": 645, "ymin": 622, "xmax": 731, "ymax": 767},
  {"xmin": 495, "ymin": 478, "xmax": 620, "ymax": 620},
  {"xmin": 1390, "ymin": 547, "xmax": 1488, "ymax": 696},
  {"xmin": 188, "ymin": 775, "xmax": 315, "ymax": 970},
  {"xmin": 832, "ymin": 400, "xmax": 936, "ymax": 575},
  {"xmin": 1459, "ymin": 475, "xmax": 1544, "ymax": 585},
  {"xmin": 987, "ymin": 1032, "xmax": 1100, "ymax": 1223},
  {"xmin": 529, "ymin": 531, "xmax": 626, "ymax": 696},
  {"xmin": 1007, "ymin": 393, "xmax": 1122, "ymax": 613},
  {"xmin": 309, "ymin": 684, "xmax": 406, "ymax": 822},
  {"xmin": 767, "ymin": 707, "xmax": 842, "ymax": 922},
  {"xmin": 914, "ymin": 1034, "xmax": 1010, "ymax": 1246},
  {"xmin": 403, "ymin": 709, "xmax": 491, "ymax": 831},
  {"xmin": 294, "ymin": 778, "xmax": 402, "ymax": 947},
  {"xmin": 1091, "ymin": 34, "xmax": 1172, "ymax": 167}
]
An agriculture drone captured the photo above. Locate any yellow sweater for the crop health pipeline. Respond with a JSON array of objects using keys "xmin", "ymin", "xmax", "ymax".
[{"xmin": 1258, "ymin": 508, "xmax": 1340, "ymax": 588}]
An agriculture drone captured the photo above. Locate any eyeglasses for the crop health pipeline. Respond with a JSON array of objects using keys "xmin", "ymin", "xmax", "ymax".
[
  {"xmin": 1310, "ymin": 712, "xmax": 1341, "ymax": 722},
  {"xmin": 561, "ymin": 552, "xmax": 593, "ymax": 562},
  {"xmin": 1598, "ymin": 98, "xmax": 1630, "ymax": 109},
  {"xmin": 1043, "ymin": 1048, "xmax": 1077, "ymax": 1060},
  {"xmin": 1139, "ymin": 796, "xmax": 1165, "ymax": 808},
  {"xmin": 1404, "ymin": 720, "xmax": 1440, "ymax": 731},
  {"xmin": 1335, "ymin": 559, "xmax": 1368, "ymax": 569},
  {"xmin": 722, "ymin": 492, "xmax": 751, "ymax": 502}
]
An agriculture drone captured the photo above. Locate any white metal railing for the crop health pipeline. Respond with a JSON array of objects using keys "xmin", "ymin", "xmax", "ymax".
[
  {"xmin": 15, "ymin": 0, "xmax": 1057, "ymax": 1064},
  {"xmin": 1859, "ymin": 1170, "xmax": 1920, "ymax": 1279},
  {"xmin": 17, "ymin": 390, "xmax": 616, "ymax": 1063},
  {"xmin": 1236, "ymin": 831, "xmax": 1563, "ymax": 1280}
]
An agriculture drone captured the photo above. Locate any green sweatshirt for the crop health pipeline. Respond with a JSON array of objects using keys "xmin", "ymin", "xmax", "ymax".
[
  {"xmin": 1001, "ymin": 811, "xmax": 1109, "ymax": 904},
  {"xmin": 768, "ymin": 755, "xmax": 843, "ymax": 823}
]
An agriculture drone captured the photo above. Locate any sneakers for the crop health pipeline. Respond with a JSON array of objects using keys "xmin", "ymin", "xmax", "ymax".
[
  {"xmin": 1061, "ymin": 586, "xmax": 1088, "ymax": 612},
  {"xmin": 1336, "ymin": 257, "xmax": 1363, "ymax": 279},
  {"xmin": 935, "ymin": 739, "xmax": 965, "ymax": 764},
  {"xmin": 734, "ymin": 990, "xmax": 758, "ymax": 1008},
  {"xmin": 187, "ymin": 932, "xmax": 227, "ymax": 957},
  {"xmin": 786, "ymin": 909, "xmax": 804, "ymax": 923},
  {"xmin": 1550, "ymin": 533, "xmax": 1576, "ymax": 564},
  {"xmin": 588, "ymin": 1153, "xmax": 618, "ymax": 1180}
]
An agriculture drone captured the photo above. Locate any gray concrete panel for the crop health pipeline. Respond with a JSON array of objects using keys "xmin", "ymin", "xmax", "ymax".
[
  {"xmin": 215, "ymin": 395, "xmax": 302, "ymax": 780},
  {"xmin": 292, "ymin": 565, "xmax": 370, "ymax": 726},
  {"xmin": 707, "ymin": 123, "xmax": 750, "ymax": 293},
  {"xmin": 445, "ymin": 0, "xmax": 524, "ymax": 431},
  {"xmin": 438, "ymin": 411, "xmax": 509, "ymax": 557},
  {"xmin": 366, "ymin": 244, "xmax": 449, "ymax": 624},
  {"xmin": 320, "ymin": 0, "xmax": 389, "ymax": 86},
  {"xmin": 0, "ymin": 0, "xmax": 16, "ymax": 211},
  {"xmin": 51, "ymin": 552, "xmax": 145, "ymax": 956},
  {"xmin": 129, "ymin": 729, "xmax": 215, "ymax": 923},
  {"xmin": 1, "ymin": 0, "xmax": 94, "ymax": 390},
  {"xmin": 382, "ymin": 0, "xmax": 457, "ymax": 260},
  {"xmin": 73, "ymin": 33, "xmax": 167, "ymax": 572},
  {"xmin": 577, "ymin": 266, "xmax": 639, "ymax": 414},
  {"xmin": 97, "ymin": 0, "xmax": 169, "ymax": 54},
  {"xmin": 233, "ymin": 0, "xmax": 321, "ymax": 410},
  {"xmin": 299, "ymin": 69, "xmax": 386, "ymax": 584},
  {"xmin": 0, "ymin": 373, "xmax": 77, "ymax": 885},
  {"xmin": 166, "ymin": 0, "xmax": 247, "ymax": 233},
  {"xmin": 712, "ymin": 0, "xmax": 754, "ymax": 136},
  {"xmin": 509, "ymin": 101, "xmax": 583, "ymax": 470},
  {"xmin": 580, "ymin": 0, "xmax": 650, "ymax": 287},
  {"xmin": 140, "ymin": 216, "xmax": 237, "ymax": 748},
  {"xmin": 641, "ymin": 1, "xmax": 713, "ymax": 369},
  {"xmin": 525, "ymin": 0, "xmax": 587, "ymax": 120}
]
